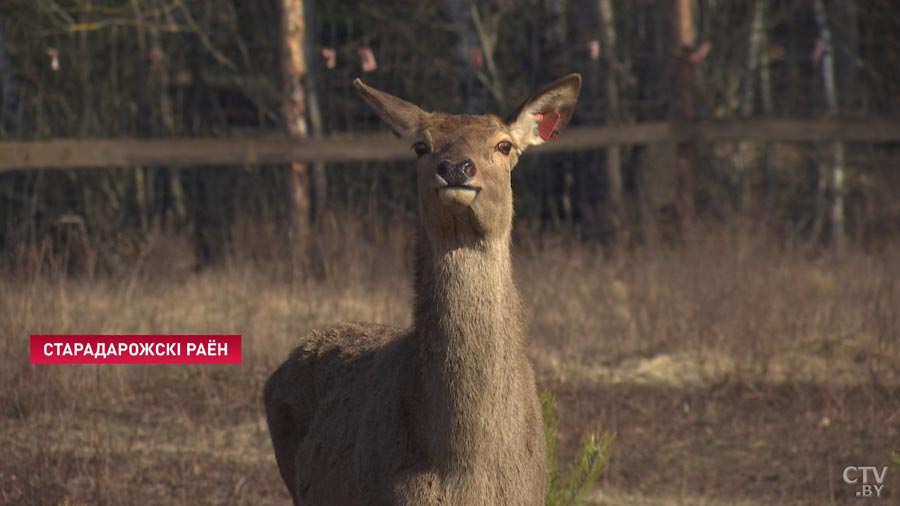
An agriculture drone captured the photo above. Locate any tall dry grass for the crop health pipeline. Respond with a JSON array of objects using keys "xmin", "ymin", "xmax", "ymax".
[{"xmin": 1, "ymin": 214, "xmax": 898, "ymax": 505}]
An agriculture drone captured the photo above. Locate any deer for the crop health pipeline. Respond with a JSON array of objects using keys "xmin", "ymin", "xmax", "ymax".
[{"xmin": 264, "ymin": 73, "xmax": 582, "ymax": 506}]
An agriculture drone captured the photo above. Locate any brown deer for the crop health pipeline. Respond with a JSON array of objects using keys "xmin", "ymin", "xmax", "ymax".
[{"xmin": 264, "ymin": 74, "xmax": 582, "ymax": 506}]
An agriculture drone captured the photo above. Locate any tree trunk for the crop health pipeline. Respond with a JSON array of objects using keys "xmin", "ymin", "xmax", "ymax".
[
  {"xmin": 449, "ymin": 0, "xmax": 485, "ymax": 113},
  {"xmin": 736, "ymin": 0, "xmax": 765, "ymax": 215},
  {"xmin": 150, "ymin": 12, "xmax": 187, "ymax": 226},
  {"xmin": 469, "ymin": 4, "xmax": 506, "ymax": 110},
  {"xmin": 813, "ymin": 0, "xmax": 845, "ymax": 255},
  {"xmin": 281, "ymin": 0, "xmax": 311, "ymax": 242},
  {"xmin": 672, "ymin": 0, "xmax": 696, "ymax": 224},
  {"xmin": 0, "ymin": 21, "xmax": 21, "ymax": 137},
  {"xmin": 304, "ymin": 0, "xmax": 327, "ymax": 223},
  {"xmin": 758, "ymin": 0, "xmax": 775, "ymax": 214},
  {"xmin": 598, "ymin": 0, "xmax": 625, "ymax": 249},
  {"xmin": 835, "ymin": 1, "xmax": 860, "ymax": 113}
]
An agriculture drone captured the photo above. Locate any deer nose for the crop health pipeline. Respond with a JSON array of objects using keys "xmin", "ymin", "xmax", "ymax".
[{"xmin": 437, "ymin": 159, "xmax": 477, "ymax": 186}]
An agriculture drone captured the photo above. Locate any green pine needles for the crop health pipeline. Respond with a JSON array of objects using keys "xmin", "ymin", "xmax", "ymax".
[{"xmin": 542, "ymin": 391, "xmax": 615, "ymax": 506}]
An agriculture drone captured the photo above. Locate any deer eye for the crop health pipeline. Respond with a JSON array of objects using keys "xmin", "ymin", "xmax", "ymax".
[
  {"xmin": 412, "ymin": 142, "xmax": 429, "ymax": 157},
  {"xmin": 496, "ymin": 141, "xmax": 513, "ymax": 156}
]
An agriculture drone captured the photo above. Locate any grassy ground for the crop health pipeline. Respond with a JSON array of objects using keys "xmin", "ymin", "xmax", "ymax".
[{"xmin": 1, "ymin": 220, "xmax": 898, "ymax": 506}]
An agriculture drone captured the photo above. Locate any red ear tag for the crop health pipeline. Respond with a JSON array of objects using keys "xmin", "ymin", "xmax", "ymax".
[{"xmin": 537, "ymin": 111, "xmax": 561, "ymax": 141}]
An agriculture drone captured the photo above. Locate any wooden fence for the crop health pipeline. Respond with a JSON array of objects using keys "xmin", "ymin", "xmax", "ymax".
[{"xmin": 1, "ymin": 118, "xmax": 899, "ymax": 172}]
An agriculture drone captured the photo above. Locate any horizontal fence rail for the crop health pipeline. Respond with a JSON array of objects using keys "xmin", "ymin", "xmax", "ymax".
[{"xmin": 1, "ymin": 118, "xmax": 899, "ymax": 172}]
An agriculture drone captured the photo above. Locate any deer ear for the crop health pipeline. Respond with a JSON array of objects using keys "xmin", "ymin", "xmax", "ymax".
[
  {"xmin": 506, "ymin": 74, "xmax": 581, "ymax": 150},
  {"xmin": 353, "ymin": 79, "xmax": 429, "ymax": 139}
]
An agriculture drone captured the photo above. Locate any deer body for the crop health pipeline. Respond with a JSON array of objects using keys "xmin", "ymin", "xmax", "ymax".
[{"xmin": 264, "ymin": 74, "xmax": 581, "ymax": 506}]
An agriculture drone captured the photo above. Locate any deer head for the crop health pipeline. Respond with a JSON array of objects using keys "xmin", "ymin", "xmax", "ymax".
[{"xmin": 354, "ymin": 75, "xmax": 581, "ymax": 246}]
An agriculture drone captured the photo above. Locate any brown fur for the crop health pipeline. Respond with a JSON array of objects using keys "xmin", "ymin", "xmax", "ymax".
[{"xmin": 264, "ymin": 74, "xmax": 581, "ymax": 505}]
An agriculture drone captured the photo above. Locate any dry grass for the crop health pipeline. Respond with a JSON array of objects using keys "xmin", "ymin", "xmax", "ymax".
[{"xmin": 1, "ymin": 217, "xmax": 898, "ymax": 506}]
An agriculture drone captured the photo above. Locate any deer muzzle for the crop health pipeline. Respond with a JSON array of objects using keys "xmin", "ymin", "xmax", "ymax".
[{"xmin": 437, "ymin": 159, "xmax": 477, "ymax": 187}]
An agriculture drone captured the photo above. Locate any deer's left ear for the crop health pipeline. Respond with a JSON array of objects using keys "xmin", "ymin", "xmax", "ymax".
[{"xmin": 506, "ymin": 74, "xmax": 581, "ymax": 151}]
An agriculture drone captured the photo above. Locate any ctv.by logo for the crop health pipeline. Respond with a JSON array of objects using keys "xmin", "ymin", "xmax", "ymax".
[{"xmin": 843, "ymin": 466, "xmax": 888, "ymax": 498}]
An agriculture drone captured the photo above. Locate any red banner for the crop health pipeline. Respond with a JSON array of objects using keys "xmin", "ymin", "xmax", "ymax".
[{"xmin": 30, "ymin": 335, "xmax": 242, "ymax": 364}]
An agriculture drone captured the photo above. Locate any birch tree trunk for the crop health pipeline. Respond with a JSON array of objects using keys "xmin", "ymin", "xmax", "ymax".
[
  {"xmin": 813, "ymin": 0, "xmax": 845, "ymax": 255},
  {"xmin": 281, "ymin": 0, "xmax": 311, "ymax": 242}
]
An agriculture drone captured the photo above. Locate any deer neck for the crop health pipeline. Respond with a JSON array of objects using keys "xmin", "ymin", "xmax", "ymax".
[{"xmin": 411, "ymin": 223, "xmax": 528, "ymax": 466}]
